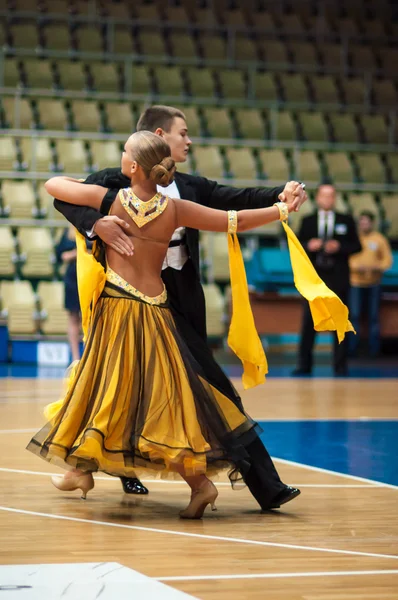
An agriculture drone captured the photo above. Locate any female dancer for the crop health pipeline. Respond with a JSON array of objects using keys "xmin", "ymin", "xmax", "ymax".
[{"xmin": 27, "ymin": 131, "xmax": 296, "ymax": 519}]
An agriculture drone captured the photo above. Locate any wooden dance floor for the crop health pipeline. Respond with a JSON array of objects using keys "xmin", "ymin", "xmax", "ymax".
[{"xmin": 0, "ymin": 377, "xmax": 397, "ymax": 599}]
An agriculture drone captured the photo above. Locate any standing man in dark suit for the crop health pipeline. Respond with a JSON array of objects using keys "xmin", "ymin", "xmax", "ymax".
[
  {"xmin": 54, "ymin": 105, "xmax": 307, "ymax": 511},
  {"xmin": 293, "ymin": 184, "xmax": 361, "ymax": 377}
]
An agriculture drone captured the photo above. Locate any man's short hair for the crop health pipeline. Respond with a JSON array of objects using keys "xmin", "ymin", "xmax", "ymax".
[
  {"xmin": 359, "ymin": 210, "xmax": 375, "ymax": 221},
  {"xmin": 136, "ymin": 105, "xmax": 186, "ymax": 133}
]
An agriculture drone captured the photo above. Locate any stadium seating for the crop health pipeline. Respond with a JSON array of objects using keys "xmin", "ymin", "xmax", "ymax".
[
  {"xmin": 1, "ymin": 0, "xmax": 398, "ymax": 341},
  {"xmin": 0, "ymin": 280, "xmax": 37, "ymax": 334},
  {"xmin": 37, "ymin": 280, "xmax": 69, "ymax": 334}
]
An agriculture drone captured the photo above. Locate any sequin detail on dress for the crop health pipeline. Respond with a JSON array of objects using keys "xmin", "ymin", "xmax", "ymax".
[
  {"xmin": 119, "ymin": 188, "xmax": 168, "ymax": 228},
  {"xmin": 106, "ymin": 266, "xmax": 167, "ymax": 305}
]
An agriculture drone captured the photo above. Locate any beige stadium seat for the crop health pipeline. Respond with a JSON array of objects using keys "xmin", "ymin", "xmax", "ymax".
[
  {"xmin": 43, "ymin": 24, "xmax": 71, "ymax": 51},
  {"xmin": 272, "ymin": 111, "xmax": 297, "ymax": 141},
  {"xmin": 341, "ymin": 77, "xmax": 366, "ymax": 105},
  {"xmin": 260, "ymin": 40, "xmax": 289, "ymax": 65},
  {"xmin": 38, "ymin": 281, "xmax": 69, "ymax": 334},
  {"xmin": 279, "ymin": 74, "xmax": 310, "ymax": 104},
  {"xmin": 71, "ymin": 100, "xmax": 101, "ymax": 131},
  {"xmin": 351, "ymin": 45, "xmax": 377, "ymax": 71},
  {"xmin": 90, "ymin": 140, "xmax": 121, "ymax": 170},
  {"xmin": 139, "ymin": 28, "xmax": 166, "ymax": 57},
  {"xmin": 372, "ymin": 79, "xmax": 397, "ymax": 107},
  {"xmin": 258, "ymin": 149, "xmax": 290, "ymax": 181},
  {"xmin": 0, "ymin": 227, "xmax": 17, "ymax": 277},
  {"xmin": 298, "ymin": 112, "xmax": 329, "ymax": 142},
  {"xmin": 55, "ymin": 139, "xmax": 88, "ymax": 173},
  {"xmin": 57, "ymin": 60, "xmax": 87, "ymax": 91},
  {"xmin": 2, "ymin": 97, "xmax": 34, "ymax": 129},
  {"xmin": 38, "ymin": 183, "xmax": 67, "ymax": 222},
  {"xmin": 172, "ymin": 33, "xmax": 198, "ymax": 60},
  {"xmin": 90, "ymin": 62, "xmax": 120, "ymax": 93},
  {"xmin": 218, "ymin": 70, "xmax": 246, "ymax": 100},
  {"xmin": 320, "ymin": 43, "xmax": 344, "ymax": 70},
  {"xmin": 295, "ymin": 151, "xmax": 322, "ymax": 184},
  {"xmin": 235, "ymin": 36, "xmax": 258, "ymax": 61},
  {"xmin": 356, "ymin": 153, "xmax": 385, "ymax": 184},
  {"xmin": 194, "ymin": 146, "xmax": 225, "ymax": 179},
  {"xmin": 235, "ymin": 109, "xmax": 267, "ymax": 139},
  {"xmin": 221, "ymin": 6, "xmax": 248, "ymax": 27},
  {"xmin": 23, "ymin": 58, "xmax": 54, "ymax": 89},
  {"xmin": 105, "ymin": 102, "xmax": 135, "ymax": 133},
  {"xmin": 348, "ymin": 193, "xmax": 380, "ymax": 226},
  {"xmin": 0, "ymin": 137, "xmax": 20, "ymax": 171},
  {"xmin": 131, "ymin": 65, "xmax": 152, "ymax": 95},
  {"xmin": 202, "ymin": 283, "xmax": 225, "ymax": 337},
  {"xmin": 181, "ymin": 106, "xmax": 201, "ymax": 138},
  {"xmin": 133, "ymin": 3, "xmax": 160, "ymax": 19},
  {"xmin": 380, "ymin": 194, "xmax": 398, "ymax": 237},
  {"xmin": 289, "ymin": 41, "xmax": 318, "ymax": 66},
  {"xmin": 386, "ymin": 154, "xmax": 398, "ymax": 183},
  {"xmin": 378, "ymin": 48, "xmax": 398, "ymax": 76},
  {"xmin": 253, "ymin": 72, "xmax": 279, "ymax": 103},
  {"xmin": 201, "ymin": 233, "xmax": 230, "ymax": 283},
  {"xmin": 200, "ymin": 34, "xmax": 227, "ymax": 61},
  {"xmin": 11, "ymin": 23, "xmax": 40, "ymax": 49},
  {"xmin": 0, "ymin": 280, "xmax": 37, "ymax": 334},
  {"xmin": 278, "ymin": 13, "xmax": 305, "ymax": 35},
  {"xmin": 36, "ymin": 99, "xmax": 68, "ymax": 130},
  {"xmin": 227, "ymin": 148, "xmax": 258, "ymax": 180},
  {"xmin": 76, "ymin": 25, "xmax": 103, "ymax": 53},
  {"xmin": 250, "ymin": 9, "xmax": 276, "ymax": 29},
  {"xmin": 311, "ymin": 75, "xmax": 340, "ymax": 105},
  {"xmin": 164, "ymin": 5, "xmax": 189, "ymax": 23},
  {"xmin": 113, "ymin": 26, "xmax": 134, "ymax": 54},
  {"xmin": 361, "ymin": 115, "xmax": 389, "ymax": 145},
  {"xmin": 186, "ymin": 68, "xmax": 216, "ymax": 98},
  {"xmin": 325, "ymin": 152, "xmax": 354, "ymax": 183},
  {"xmin": 19, "ymin": 227, "xmax": 55, "ymax": 278},
  {"xmin": 2, "ymin": 180, "xmax": 37, "ymax": 218},
  {"xmin": 330, "ymin": 113, "xmax": 360, "ymax": 143},
  {"xmin": 155, "ymin": 67, "xmax": 185, "ymax": 98},
  {"xmin": 203, "ymin": 108, "xmax": 234, "ymax": 138},
  {"xmin": 4, "ymin": 58, "xmax": 23, "ymax": 87},
  {"xmin": 20, "ymin": 138, "xmax": 53, "ymax": 172}
]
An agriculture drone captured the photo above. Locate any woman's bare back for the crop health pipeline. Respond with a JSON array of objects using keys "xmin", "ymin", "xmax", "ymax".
[{"xmin": 106, "ymin": 191, "xmax": 179, "ymax": 297}]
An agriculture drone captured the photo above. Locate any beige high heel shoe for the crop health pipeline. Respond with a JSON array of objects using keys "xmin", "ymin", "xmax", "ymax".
[
  {"xmin": 51, "ymin": 472, "xmax": 94, "ymax": 499},
  {"xmin": 180, "ymin": 480, "xmax": 218, "ymax": 519}
]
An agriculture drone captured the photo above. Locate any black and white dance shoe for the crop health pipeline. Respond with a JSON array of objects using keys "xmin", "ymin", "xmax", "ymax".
[
  {"xmin": 262, "ymin": 486, "xmax": 301, "ymax": 511},
  {"xmin": 120, "ymin": 477, "xmax": 149, "ymax": 495}
]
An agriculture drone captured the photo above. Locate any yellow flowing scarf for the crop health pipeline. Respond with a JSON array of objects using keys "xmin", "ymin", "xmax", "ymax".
[
  {"xmin": 227, "ymin": 216, "xmax": 354, "ymax": 390},
  {"xmin": 75, "ymin": 231, "xmax": 107, "ymax": 341}
]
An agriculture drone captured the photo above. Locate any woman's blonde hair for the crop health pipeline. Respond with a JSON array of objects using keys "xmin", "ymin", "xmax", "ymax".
[{"xmin": 125, "ymin": 130, "xmax": 176, "ymax": 186}]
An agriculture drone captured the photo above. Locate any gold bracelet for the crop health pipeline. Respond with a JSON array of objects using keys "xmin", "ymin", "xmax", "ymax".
[
  {"xmin": 273, "ymin": 202, "xmax": 289, "ymax": 222},
  {"xmin": 227, "ymin": 210, "xmax": 238, "ymax": 234}
]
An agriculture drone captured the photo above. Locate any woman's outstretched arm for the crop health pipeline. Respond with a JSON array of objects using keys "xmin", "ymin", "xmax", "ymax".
[
  {"xmin": 174, "ymin": 194, "xmax": 295, "ymax": 233},
  {"xmin": 45, "ymin": 177, "xmax": 109, "ymax": 210}
]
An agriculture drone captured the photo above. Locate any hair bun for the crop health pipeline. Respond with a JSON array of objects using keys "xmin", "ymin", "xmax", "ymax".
[{"xmin": 149, "ymin": 157, "xmax": 176, "ymax": 186}]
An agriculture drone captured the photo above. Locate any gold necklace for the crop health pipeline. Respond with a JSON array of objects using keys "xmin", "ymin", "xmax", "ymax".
[{"xmin": 119, "ymin": 188, "xmax": 168, "ymax": 228}]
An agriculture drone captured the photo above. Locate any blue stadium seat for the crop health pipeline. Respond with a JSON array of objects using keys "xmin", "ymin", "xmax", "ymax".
[
  {"xmin": 246, "ymin": 248, "xmax": 293, "ymax": 291},
  {"xmin": 382, "ymin": 252, "xmax": 398, "ymax": 287}
]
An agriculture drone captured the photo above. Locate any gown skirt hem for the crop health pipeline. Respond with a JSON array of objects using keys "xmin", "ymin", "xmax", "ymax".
[{"xmin": 27, "ymin": 277, "xmax": 260, "ymax": 485}]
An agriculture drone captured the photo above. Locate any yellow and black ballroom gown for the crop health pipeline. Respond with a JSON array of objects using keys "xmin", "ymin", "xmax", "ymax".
[{"xmin": 27, "ymin": 265, "xmax": 258, "ymax": 481}]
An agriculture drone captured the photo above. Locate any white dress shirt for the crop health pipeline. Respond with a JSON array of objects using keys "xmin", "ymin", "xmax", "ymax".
[
  {"xmin": 157, "ymin": 180, "xmax": 188, "ymax": 271},
  {"xmin": 318, "ymin": 210, "xmax": 335, "ymax": 239}
]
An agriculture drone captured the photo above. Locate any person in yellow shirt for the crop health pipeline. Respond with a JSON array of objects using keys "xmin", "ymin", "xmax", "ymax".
[{"xmin": 349, "ymin": 211, "xmax": 393, "ymax": 357}]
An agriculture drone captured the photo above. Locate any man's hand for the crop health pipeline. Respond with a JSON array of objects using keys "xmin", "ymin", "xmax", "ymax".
[
  {"xmin": 93, "ymin": 216, "xmax": 134, "ymax": 256},
  {"xmin": 278, "ymin": 181, "xmax": 307, "ymax": 212},
  {"xmin": 61, "ymin": 249, "xmax": 77, "ymax": 263},
  {"xmin": 307, "ymin": 238, "xmax": 323, "ymax": 252},
  {"xmin": 324, "ymin": 240, "xmax": 340, "ymax": 254}
]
